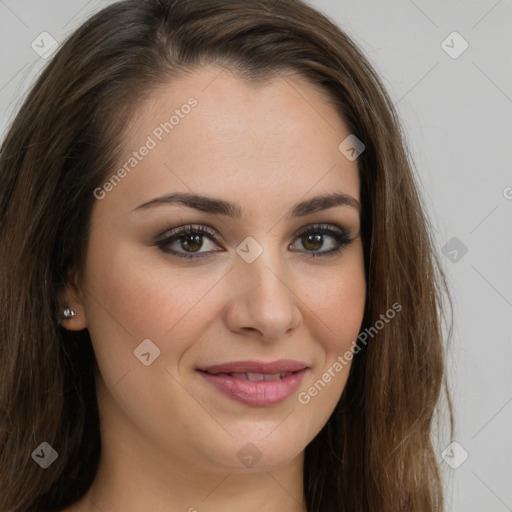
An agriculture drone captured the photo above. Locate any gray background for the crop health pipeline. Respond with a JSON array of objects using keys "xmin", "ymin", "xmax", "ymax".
[{"xmin": 0, "ymin": 1, "xmax": 510, "ymax": 511}]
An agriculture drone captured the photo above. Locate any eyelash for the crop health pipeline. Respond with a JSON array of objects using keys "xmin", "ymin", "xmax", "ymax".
[{"xmin": 154, "ymin": 223, "xmax": 354, "ymax": 260}]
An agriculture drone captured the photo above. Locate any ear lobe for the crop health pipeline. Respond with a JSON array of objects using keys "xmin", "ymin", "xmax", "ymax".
[{"xmin": 58, "ymin": 269, "xmax": 88, "ymax": 331}]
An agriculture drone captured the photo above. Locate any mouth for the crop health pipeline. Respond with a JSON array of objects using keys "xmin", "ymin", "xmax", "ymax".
[
  {"xmin": 200, "ymin": 371, "xmax": 294, "ymax": 381},
  {"xmin": 197, "ymin": 359, "xmax": 308, "ymax": 375},
  {"xmin": 196, "ymin": 360, "xmax": 309, "ymax": 406}
]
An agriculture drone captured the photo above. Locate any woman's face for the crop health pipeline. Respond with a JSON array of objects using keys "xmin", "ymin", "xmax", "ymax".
[{"xmin": 67, "ymin": 65, "xmax": 366, "ymax": 474}]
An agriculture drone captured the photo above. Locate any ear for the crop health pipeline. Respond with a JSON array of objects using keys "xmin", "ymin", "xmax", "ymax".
[{"xmin": 58, "ymin": 268, "xmax": 88, "ymax": 331}]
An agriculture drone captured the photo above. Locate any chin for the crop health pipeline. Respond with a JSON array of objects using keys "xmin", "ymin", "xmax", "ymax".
[{"xmin": 191, "ymin": 427, "xmax": 308, "ymax": 473}]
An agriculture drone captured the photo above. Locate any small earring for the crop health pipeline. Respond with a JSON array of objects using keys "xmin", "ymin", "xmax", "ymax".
[{"xmin": 61, "ymin": 307, "xmax": 77, "ymax": 321}]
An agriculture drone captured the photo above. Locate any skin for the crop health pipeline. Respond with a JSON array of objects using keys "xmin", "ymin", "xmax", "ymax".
[{"xmin": 60, "ymin": 65, "xmax": 366, "ymax": 512}]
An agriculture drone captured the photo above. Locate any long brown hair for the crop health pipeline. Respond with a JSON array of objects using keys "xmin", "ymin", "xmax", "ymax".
[{"xmin": 0, "ymin": 1, "xmax": 453, "ymax": 510}]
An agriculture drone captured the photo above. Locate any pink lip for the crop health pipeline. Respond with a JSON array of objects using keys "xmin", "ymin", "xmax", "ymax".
[
  {"xmin": 198, "ymin": 359, "xmax": 308, "ymax": 374},
  {"xmin": 197, "ymin": 359, "xmax": 309, "ymax": 406}
]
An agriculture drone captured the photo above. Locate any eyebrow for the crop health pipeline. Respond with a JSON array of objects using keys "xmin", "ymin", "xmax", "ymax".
[{"xmin": 132, "ymin": 191, "xmax": 360, "ymax": 218}]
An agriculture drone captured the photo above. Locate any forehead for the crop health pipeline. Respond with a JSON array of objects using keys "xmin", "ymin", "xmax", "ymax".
[{"xmin": 102, "ymin": 65, "xmax": 361, "ymax": 217}]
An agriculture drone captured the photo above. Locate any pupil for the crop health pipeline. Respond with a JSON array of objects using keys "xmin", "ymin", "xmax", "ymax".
[
  {"xmin": 182, "ymin": 234, "xmax": 202, "ymax": 252},
  {"xmin": 303, "ymin": 234, "xmax": 322, "ymax": 250}
]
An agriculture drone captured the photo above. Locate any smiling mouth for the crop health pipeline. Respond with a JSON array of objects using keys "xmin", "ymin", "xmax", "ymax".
[
  {"xmin": 199, "ymin": 371, "xmax": 293, "ymax": 381},
  {"xmin": 196, "ymin": 361, "xmax": 309, "ymax": 406},
  {"xmin": 196, "ymin": 359, "xmax": 309, "ymax": 375}
]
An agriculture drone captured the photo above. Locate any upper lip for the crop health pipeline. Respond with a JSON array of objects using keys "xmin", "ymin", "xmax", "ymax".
[{"xmin": 197, "ymin": 359, "xmax": 309, "ymax": 374}]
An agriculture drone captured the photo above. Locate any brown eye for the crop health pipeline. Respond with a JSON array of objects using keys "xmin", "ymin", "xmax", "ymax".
[
  {"xmin": 179, "ymin": 233, "xmax": 203, "ymax": 253},
  {"xmin": 155, "ymin": 225, "xmax": 222, "ymax": 259},
  {"xmin": 301, "ymin": 233, "xmax": 323, "ymax": 251},
  {"xmin": 289, "ymin": 224, "xmax": 353, "ymax": 257}
]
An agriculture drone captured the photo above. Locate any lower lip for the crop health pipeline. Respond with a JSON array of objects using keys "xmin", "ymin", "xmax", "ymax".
[{"xmin": 198, "ymin": 369, "xmax": 308, "ymax": 406}]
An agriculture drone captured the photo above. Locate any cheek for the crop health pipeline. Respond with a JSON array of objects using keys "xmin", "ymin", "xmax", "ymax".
[
  {"xmin": 297, "ymin": 245, "xmax": 366, "ymax": 412},
  {"xmin": 306, "ymin": 246, "xmax": 366, "ymax": 353},
  {"xmin": 325, "ymin": 276, "xmax": 365, "ymax": 351},
  {"xmin": 81, "ymin": 232, "xmax": 226, "ymax": 372}
]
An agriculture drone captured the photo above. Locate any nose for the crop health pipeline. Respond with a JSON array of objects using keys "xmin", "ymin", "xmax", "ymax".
[{"xmin": 223, "ymin": 247, "xmax": 303, "ymax": 342}]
